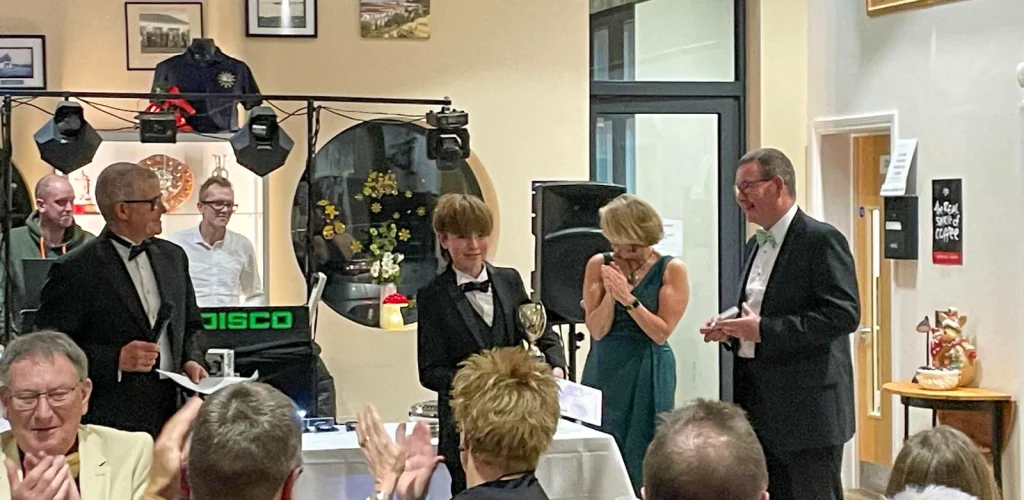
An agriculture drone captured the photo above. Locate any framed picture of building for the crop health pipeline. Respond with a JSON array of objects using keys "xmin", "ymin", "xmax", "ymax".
[
  {"xmin": 0, "ymin": 35, "xmax": 46, "ymax": 90},
  {"xmin": 246, "ymin": 0, "xmax": 318, "ymax": 38},
  {"xmin": 125, "ymin": 2, "xmax": 204, "ymax": 71},
  {"xmin": 867, "ymin": 0, "xmax": 965, "ymax": 16},
  {"xmin": 360, "ymin": 0, "xmax": 430, "ymax": 39}
]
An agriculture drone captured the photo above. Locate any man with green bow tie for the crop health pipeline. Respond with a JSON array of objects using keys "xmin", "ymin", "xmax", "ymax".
[{"xmin": 699, "ymin": 148, "xmax": 860, "ymax": 500}]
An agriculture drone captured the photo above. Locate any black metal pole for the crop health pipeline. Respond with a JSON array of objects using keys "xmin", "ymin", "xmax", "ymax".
[
  {"xmin": 0, "ymin": 90, "xmax": 450, "ymax": 106},
  {"xmin": 1, "ymin": 95, "xmax": 12, "ymax": 345},
  {"xmin": 304, "ymin": 99, "xmax": 318, "ymax": 418}
]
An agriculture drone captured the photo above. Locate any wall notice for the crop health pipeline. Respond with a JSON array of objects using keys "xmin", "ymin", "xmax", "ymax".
[{"xmin": 931, "ymin": 178, "xmax": 962, "ymax": 265}]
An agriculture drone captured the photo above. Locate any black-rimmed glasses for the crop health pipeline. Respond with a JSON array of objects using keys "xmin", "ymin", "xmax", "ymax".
[
  {"xmin": 121, "ymin": 195, "xmax": 164, "ymax": 211},
  {"xmin": 200, "ymin": 200, "xmax": 239, "ymax": 212}
]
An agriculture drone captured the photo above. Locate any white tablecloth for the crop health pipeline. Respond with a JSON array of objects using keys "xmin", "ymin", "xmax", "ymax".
[{"xmin": 296, "ymin": 419, "xmax": 635, "ymax": 500}]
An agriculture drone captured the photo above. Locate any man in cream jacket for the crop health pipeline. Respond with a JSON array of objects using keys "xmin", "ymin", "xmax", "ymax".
[{"xmin": 0, "ymin": 330, "xmax": 152, "ymax": 500}]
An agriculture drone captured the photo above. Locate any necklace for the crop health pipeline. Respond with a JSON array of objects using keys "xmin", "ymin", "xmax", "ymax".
[{"xmin": 623, "ymin": 252, "xmax": 655, "ymax": 285}]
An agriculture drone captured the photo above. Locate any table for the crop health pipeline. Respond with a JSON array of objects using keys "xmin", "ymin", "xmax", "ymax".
[
  {"xmin": 295, "ymin": 419, "xmax": 636, "ymax": 500},
  {"xmin": 883, "ymin": 381, "xmax": 1011, "ymax": 492}
]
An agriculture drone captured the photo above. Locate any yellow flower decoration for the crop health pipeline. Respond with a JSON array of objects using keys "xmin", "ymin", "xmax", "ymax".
[
  {"xmin": 416, "ymin": 206, "xmax": 426, "ymax": 216},
  {"xmin": 350, "ymin": 240, "xmax": 363, "ymax": 253},
  {"xmin": 316, "ymin": 199, "xmax": 330, "ymax": 206},
  {"xmin": 324, "ymin": 205, "xmax": 339, "ymax": 219},
  {"xmin": 404, "ymin": 191, "xmax": 413, "ymax": 198},
  {"xmin": 321, "ymin": 225, "xmax": 335, "ymax": 240},
  {"xmin": 392, "ymin": 212, "xmax": 401, "ymax": 219},
  {"xmin": 333, "ymin": 220, "xmax": 346, "ymax": 234},
  {"xmin": 354, "ymin": 194, "xmax": 364, "ymax": 201},
  {"xmin": 398, "ymin": 228, "xmax": 411, "ymax": 241},
  {"xmin": 370, "ymin": 202, "xmax": 382, "ymax": 214},
  {"xmin": 363, "ymin": 187, "xmax": 371, "ymax": 196}
]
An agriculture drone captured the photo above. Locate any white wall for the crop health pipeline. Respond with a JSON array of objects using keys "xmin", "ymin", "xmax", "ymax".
[{"xmin": 808, "ymin": 0, "xmax": 1024, "ymax": 496}]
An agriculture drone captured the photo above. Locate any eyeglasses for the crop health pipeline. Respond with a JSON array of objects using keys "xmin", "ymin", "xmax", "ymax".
[
  {"xmin": 121, "ymin": 195, "xmax": 164, "ymax": 211},
  {"xmin": 200, "ymin": 200, "xmax": 239, "ymax": 212},
  {"xmin": 733, "ymin": 178, "xmax": 775, "ymax": 197},
  {"xmin": 7, "ymin": 384, "xmax": 81, "ymax": 411}
]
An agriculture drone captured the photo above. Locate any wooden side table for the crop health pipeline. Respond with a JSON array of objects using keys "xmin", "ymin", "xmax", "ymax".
[{"xmin": 883, "ymin": 381, "xmax": 1012, "ymax": 492}]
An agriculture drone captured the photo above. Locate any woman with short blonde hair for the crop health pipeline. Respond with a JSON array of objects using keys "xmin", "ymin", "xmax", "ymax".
[
  {"xmin": 581, "ymin": 193, "xmax": 690, "ymax": 494},
  {"xmin": 886, "ymin": 426, "xmax": 1000, "ymax": 500}
]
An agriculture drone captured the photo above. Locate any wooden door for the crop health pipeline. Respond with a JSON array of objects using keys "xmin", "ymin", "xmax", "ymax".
[{"xmin": 853, "ymin": 134, "xmax": 893, "ymax": 467}]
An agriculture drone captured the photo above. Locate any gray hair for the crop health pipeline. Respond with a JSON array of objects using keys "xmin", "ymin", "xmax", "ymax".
[
  {"xmin": 891, "ymin": 485, "xmax": 979, "ymax": 500},
  {"xmin": 188, "ymin": 382, "xmax": 303, "ymax": 500},
  {"xmin": 643, "ymin": 399, "xmax": 767, "ymax": 500},
  {"xmin": 738, "ymin": 147, "xmax": 797, "ymax": 200},
  {"xmin": 0, "ymin": 330, "xmax": 88, "ymax": 386},
  {"xmin": 95, "ymin": 162, "xmax": 159, "ymax": 222}
]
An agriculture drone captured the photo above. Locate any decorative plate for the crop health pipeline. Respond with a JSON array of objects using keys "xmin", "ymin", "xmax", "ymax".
[{"xmin": 138, "ymin": 154, "xmax": 195, "ymax": 213}]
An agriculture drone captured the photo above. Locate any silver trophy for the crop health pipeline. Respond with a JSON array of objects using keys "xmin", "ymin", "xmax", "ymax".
[{"xmin": 517, "ymin": 302, "xmax": 548, "ymax": 364}]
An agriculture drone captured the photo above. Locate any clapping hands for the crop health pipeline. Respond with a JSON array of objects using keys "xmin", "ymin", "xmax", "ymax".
[
  {"xmin": 356, "ymin": 404, "xmax": 443, "ymax": 500},
  {"xmin": 600, "ymin": 263, "xmax": 634, "ymax": 304},
  {"xmin": 6, "ymin": 452, "xmax": 81, "ymax": 500}
]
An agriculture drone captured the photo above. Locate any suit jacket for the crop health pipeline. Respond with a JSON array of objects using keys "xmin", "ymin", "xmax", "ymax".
[
  {"xmin": 417, "ymin": 264, "xmax": 567, "ymax": 460},
  {"xmin": 728, "ymin": 209, "xmax": 860, "ymax": 452},
  {"xmin": 34, "ymin": 232, "xmax": 207, "ymax": 431},
  {"xmin": 0, "ymin": 424, "xmax": 153, "ymax": 500}
]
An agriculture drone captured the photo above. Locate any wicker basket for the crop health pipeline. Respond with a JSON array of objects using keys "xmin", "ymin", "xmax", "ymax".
[{"xmin": 916, "ymin": 368, "xmax": 962, "ymax": 390}]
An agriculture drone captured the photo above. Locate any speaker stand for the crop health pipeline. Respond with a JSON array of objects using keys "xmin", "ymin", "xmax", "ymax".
[{"xmin": 556, "ymin": 323, "xmax": 586, "ymax": 382}]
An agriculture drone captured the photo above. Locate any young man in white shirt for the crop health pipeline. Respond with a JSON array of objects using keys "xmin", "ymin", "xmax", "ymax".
[{"xmin": 167, "ymin": 176, "xmax": 266, "ymax": 307}]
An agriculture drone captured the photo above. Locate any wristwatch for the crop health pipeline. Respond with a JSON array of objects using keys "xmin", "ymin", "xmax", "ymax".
[{"xmin": 624, "ymin": 298, "xmax": 641, "ymax": 311}]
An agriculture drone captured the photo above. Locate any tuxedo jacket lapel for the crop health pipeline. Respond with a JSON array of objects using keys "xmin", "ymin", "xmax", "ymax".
[
  {"xmin": 146, "ymin": 243, "xmax": 180, "ymax": 363},
  {"xmin": 488, "ymin": 265, "xmax": 519, "ymax": 344},
  {"xmin": 761, "ymin": 210, "xmax": 808, "ymax": 314},
  {"xmin": 737, "ymin": 240, "xmax": 759, "ymax": 307},
  {"xmin": 442, "ymin": 269, "xmax": 488, "ymax": 350},
  {"xmin": 97, "ymin": 239, "xmax": 151, "ymax": 334}
]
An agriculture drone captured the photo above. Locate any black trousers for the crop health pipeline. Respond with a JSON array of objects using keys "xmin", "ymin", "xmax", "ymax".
[{"xmin": 735, "ymin": 358, "xmax": 845, "ymax": 500}]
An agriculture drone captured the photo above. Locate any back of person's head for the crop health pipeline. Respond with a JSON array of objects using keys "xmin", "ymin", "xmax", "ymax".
[
  {"xmin": 886, "ymin": 425, "xmax": 1000, "ymax": 500},
  {"xmin": 95, "ymin": 162, "xmax": 159, "ymax": 222},
  {"xmin": 891, "ymin": 485, "xmax": 980, "ymax": 500},
  {"xmin": 187, "ymin": 382, "xmax": 303, "ymax": 500},
  {"xmin": 450, "ymin": 347, "xmax": 559, "ymax": 474},
  {"xmin": 642, "ymin": 399, "xmax": 767, "ymax": 500}
]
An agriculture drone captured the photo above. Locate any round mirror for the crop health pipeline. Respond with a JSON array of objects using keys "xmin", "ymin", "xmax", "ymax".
[{"xmin": 291, "ymin": 119, "xmax": 488, "ymax": 328}]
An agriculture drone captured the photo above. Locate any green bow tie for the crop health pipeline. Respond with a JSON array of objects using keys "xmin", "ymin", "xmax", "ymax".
[{"xmin": 755, "ymin": 229, "xmax": 777, "ymax": 248}]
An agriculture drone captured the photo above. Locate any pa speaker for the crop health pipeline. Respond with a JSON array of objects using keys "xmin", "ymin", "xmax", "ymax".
[{"xmin": 531, "ymin": 181, "xmax": 626, "ymax": 324}]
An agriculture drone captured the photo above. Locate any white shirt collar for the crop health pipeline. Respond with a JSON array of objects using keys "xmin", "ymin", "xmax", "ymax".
[
  {"xmin": 766, "ymin": 203, "xmax": 799, "ymax": 244},
  {"xmin": 454, "ymin": 265, "xmax": 488, "ymax": 286},
  {"xmin": 192, "ymin": 225, "xmax": 228, "ymax": 248}
]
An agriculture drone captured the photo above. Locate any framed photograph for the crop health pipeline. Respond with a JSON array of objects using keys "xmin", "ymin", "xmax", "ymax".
[
  {"xmin": 247, "ymin": 0, "xmax": 318, "ymax": 38},
  {"xmin": 360, "ymin": 0, "xmax": 430, "ymax": 39},
  {"xmin": 125, "ymin": 2, "xmax": 204, "ymax": 71},
  {"xmin": 867, "ymin": 0, "xmax": 965, "ymax": 16},
  {"xmin": 0, "ymin": 35, "xmax": 46, "ymax": 90}
]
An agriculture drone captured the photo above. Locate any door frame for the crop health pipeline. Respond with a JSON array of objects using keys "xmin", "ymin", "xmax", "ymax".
[
  {"xmin": 808, "ymin": 111, "xmax": 900, "ymax": 488},
  {"xmin": 590, "ymin": 98, "xmax": 746, "ymax": 401}
]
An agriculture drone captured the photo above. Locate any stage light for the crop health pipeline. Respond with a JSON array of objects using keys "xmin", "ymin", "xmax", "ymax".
[
  {"xmin": 138, "ymin": 112, "xmax": 178, "ymax": 144},
  {"xmin": 230, "ymin": 106, "xmax": 294, "ymax": 176},
  {"xmin": 426, "ymin": 107, "xmax": 470, "ymax": 171},
  {"xmin": 34, "ymin": 102, "xmax": 102, "ymax": 174}
]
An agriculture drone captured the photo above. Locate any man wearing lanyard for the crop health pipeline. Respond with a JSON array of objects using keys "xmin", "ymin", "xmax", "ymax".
[
  {"xmin": 0, "ymin": 175, "xmax": 94, "ymax": 336},
  {"xmin": 167, "ymin": 176, "xmax": 265, "ymax": 307},
  {"xmin": 35, "ymin": 162, "xmax": 209, "ymax": 437}
]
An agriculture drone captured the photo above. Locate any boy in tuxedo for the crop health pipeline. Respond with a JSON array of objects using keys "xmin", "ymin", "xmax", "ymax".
[{"xmin": 417, "ymin": 193, "xmax": 566, "ymax": 495}]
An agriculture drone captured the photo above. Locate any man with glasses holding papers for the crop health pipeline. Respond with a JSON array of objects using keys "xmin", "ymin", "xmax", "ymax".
[{"xmin": 167, "ymin": 176, "xmax": 265, "ymax": 307}]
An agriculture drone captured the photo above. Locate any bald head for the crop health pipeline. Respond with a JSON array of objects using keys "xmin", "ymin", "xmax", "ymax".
[
  {"xmin": 35, "ymin": 174, "xmax": 72, "ymax": 200},
  {"xmin": 34, "ymin": 174, "xmax": 76, "ymax": 229},
  {"xmin": 643, "ymin": 399, "xmax": 768, "ymax": 500}
]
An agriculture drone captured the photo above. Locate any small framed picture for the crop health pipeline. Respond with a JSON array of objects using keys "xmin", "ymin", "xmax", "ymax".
[
  {"xmin": 360, "ymin": 0, "xmax": 431, "ymax": 39},
  {"xmin": 867, "ymin": 0, "xmax": 965, "ymax": 16},
  {"xmin": 125, "ymin": 2, "xmax": 204, "ymax": 71},
  {"xmin": 0, "ymin": 35, "xmax": 47, "ymax": 90},
  {"xmin": 247, "ymin": 0, "xmax": 318, "ymax": 38}
]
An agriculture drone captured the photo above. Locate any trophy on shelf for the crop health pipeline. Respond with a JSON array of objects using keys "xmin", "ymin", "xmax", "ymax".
[
  {"xmin": 517, "ymin": 302, "xmax": 548, "ymax": 364},
  {"xmin": 71, "ymin": 171, "xmax": 98, "ymax": 214},
  {"xmin": 211, "ymin": 153, "xmax": 230, "ymax": 179}
]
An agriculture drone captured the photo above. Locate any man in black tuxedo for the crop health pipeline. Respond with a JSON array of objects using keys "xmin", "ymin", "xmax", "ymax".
[
  {"xmin": 700, "ymin": 148, "xmax": 860, "ymax": 500},
  {"xmin": 35, "ymin": 162, "xmax": 209, "ymax": 437},
  {"xmin": 418, "ymin": 194, "xmax": 567, "ymax": 495}
]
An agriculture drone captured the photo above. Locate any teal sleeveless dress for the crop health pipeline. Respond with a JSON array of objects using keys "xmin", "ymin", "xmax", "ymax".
[{"xmin": 581, "ymin": 254, "xmax": 677, "ymax": 493}]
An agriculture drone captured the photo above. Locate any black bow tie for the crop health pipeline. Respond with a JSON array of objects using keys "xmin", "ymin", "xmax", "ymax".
[
  {"xmin": 108, "ymin": 232, "xmax": 153, "ymax": 261},
  {"xmin": 459, "ymin": 280, "xmax": 491, "ymax": 294}
]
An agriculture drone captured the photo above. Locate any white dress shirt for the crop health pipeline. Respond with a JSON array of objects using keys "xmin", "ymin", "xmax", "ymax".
[
  {"xmin": 740, "ymin": 203, "xmax": 799, "ymax": 358},
  {"xmin": 455, "ymin": 266, "xmax": 493, "ymax": 327},
  {"xmin": 166, "ymin": 226, "xmax": 266, "ymax": 307},
  {"xmin": 109, "ymin": 234, "xmax": 172, "ymax": 379}
]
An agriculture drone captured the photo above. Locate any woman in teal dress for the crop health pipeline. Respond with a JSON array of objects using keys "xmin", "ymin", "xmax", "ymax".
[{"xmin": 581, "ymin": 194, "xmax": 690, "ymax": 493}]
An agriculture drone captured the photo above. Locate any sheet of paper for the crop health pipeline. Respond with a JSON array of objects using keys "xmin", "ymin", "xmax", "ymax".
[
  {"xmin": 556, "ymin": 378, "xmax": 602, "ymax": 427},
  {"xmin": 654, "ymin": 218, "xmax": 683, "ymax": 257},
  {"xmin": 156, "ymin": 370, "xmax": 259, "ymax": 395},
  {"xmin": 880, "ymin": 139, "xmax": 917, "ymax": 197}
]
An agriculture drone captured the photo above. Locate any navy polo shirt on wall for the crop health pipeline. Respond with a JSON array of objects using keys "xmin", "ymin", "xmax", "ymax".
[{"xmin": 152, "ymin": 48, "xmax": 262, "ymax": 134}]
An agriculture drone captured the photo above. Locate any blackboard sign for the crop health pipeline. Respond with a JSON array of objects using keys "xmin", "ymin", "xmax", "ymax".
[{"xmin": 932, "ymin": 179, "xmax": 962, "ymax": 265}]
